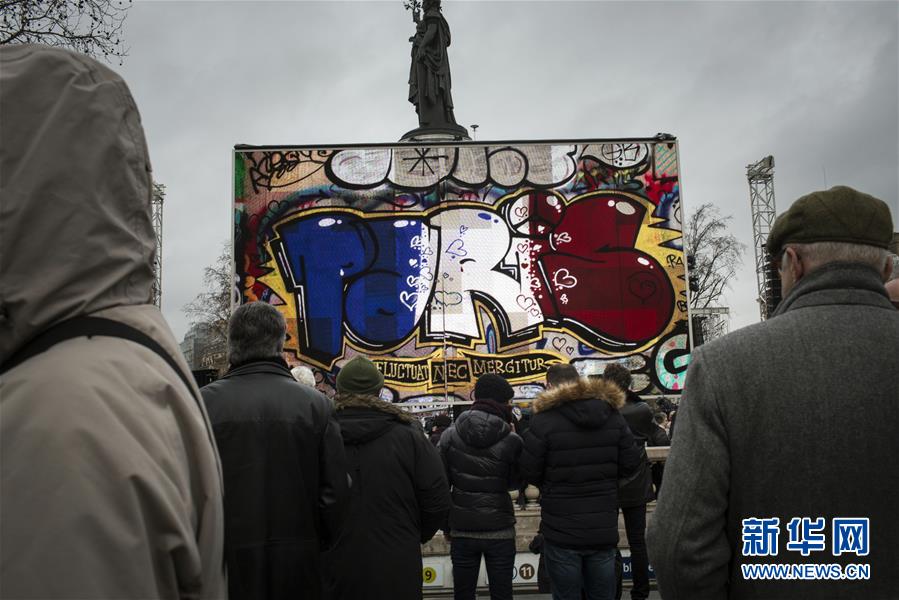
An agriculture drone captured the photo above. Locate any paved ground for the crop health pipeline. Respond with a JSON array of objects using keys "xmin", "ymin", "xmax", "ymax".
[
  {"xmin": 516, "ymin": 592, "xmax": 662, "ymax": 599},
  {"xmin": 436, "ymin": 590, "xmax": 662, "ymax": 599}
]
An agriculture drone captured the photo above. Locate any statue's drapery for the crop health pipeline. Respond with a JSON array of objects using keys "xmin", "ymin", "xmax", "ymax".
[{"xmin": 408, "ymin": 5, "xmax": 458, "ymax": 128}]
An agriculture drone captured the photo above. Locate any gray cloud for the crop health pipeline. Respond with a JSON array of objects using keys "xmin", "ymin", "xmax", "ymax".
[{"xmin": 115, "ymin": 0, "xmax": 897, "ymax": 339}]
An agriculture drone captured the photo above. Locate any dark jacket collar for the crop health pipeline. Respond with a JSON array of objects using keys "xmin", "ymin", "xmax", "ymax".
[
  {"xmin": 471, "ymin": 397, "xmax": 513, "ymax": 423},
  {"xmin": 334, "ymin": 393, "xmax": 417, "ymax": 444},
  {"xmin": 772, "ymin": 262, "xmax": 892, "ymax": 317},
  {"xmin": 224, "ymin": 357, "xmax": 293, "ymax": 379}
]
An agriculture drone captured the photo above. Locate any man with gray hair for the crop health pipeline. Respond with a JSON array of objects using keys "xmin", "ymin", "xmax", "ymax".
[
  {"xmin": 648, "ymin": 186, "xmax": 899, "ymax": 599},
  {"xmin": 201, "ymin": 301, "xmax": 351, "ymax": 600}
]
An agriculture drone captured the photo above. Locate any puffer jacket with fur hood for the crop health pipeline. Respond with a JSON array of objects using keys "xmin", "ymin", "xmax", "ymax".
[{"xmin": 520, "ymin": 378, "xmax": 642, "ymax": 549}]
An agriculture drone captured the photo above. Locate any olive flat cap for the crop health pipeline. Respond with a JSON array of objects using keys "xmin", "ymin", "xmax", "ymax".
[{"xmin": 767, "ymin": 186, "xmax": 893, "ymax": 257}]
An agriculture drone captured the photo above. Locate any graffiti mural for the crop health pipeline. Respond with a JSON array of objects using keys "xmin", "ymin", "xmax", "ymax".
[{"xmin": 234, "ymin": 139, "xmax": 691, "ymax": 400}]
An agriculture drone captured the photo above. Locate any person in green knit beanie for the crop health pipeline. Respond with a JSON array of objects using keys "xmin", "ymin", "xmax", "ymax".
[
  {"xmin": 322, "ymin": 355, "xmax": 450, "ymax": 600},
  {"xmin": 335, "ymin": 355, "xmax": 385, "ymax": 396}
]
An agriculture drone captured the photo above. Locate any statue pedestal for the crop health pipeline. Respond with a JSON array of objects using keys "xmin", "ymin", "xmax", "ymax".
[{"xmin": 400, "ymin": 124, "xmax": 470, "ymax": 142}]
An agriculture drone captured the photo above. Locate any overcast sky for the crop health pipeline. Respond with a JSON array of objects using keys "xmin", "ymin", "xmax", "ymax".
[{"xmin": 116, "ymin": 0, "xmax": 899, "ymax": 342}]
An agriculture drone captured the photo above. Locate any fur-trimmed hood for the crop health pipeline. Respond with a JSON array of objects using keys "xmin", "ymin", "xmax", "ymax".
[
  {"xmin": 334, "ymin": 393, "xmax": 417, "ymax": 445},
  {"xmin": 535, "ymin": 378, "xmax": 625, "ymax": 413},
  {"xmin": 334, "ymin": 392, "xmax": 416, "ymax": 422},
  {"xmin": 533, "ymin": 378, "xmax": 625, "ymax": 429}
]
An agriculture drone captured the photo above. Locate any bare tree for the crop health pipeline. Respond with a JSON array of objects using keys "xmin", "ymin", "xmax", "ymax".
[
  {"xmin": 1, "ymin": 0, "xmax": 132, "ymax": 62},
  {"xmin": 183, "ymin": 243, "xmax": 232, "ymax": 369},
  {"xmin": 683, "ymin": 203, "xmax": 745, "ymax": 309}
]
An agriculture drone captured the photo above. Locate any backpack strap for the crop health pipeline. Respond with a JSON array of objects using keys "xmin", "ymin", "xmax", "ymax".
[
  {"xmin": 0, "ymin": 316, "xmax": 195, "ymax": 396},
  {"xmin": 1, "ymin": 315, "xmax": 226, "ymax": 536}
]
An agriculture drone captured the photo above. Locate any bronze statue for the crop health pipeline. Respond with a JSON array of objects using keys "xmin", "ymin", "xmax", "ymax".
[{"xmin": 407, "ymin": 0, "xmax": 464, "ymax": 134}]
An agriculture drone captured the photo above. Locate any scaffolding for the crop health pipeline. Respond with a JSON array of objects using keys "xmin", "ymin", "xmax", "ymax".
[
  {"xmin": 746, "ymin": 156, "xmax": 778, "ymax": 320},
  {"xmin": 151, "ymin": 182, "xmax": 165, "ymax": 308},
  {"xmin": 691, "ymin": 306, "xmax": 730, "ymax": 345}
]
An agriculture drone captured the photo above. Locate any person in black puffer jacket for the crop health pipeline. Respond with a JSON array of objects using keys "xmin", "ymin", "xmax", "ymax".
[
  {"xmin": 521, "ymin": 363, "xmax": 642, "ymax": 600},
  {"xmin": 438, "ymin": 374, "xmax": 523, "ymax": 600},
  {"xmin": 321, "ymin": 356, "xmax": 450, "ymax": 600}
]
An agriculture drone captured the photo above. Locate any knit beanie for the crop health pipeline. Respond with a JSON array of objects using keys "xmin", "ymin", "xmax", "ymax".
[
  {"xmin": 474, "ymin": 373, "xmax": 514, "ymax": 403},
  {"xmin": 336, "ymin": 356, "xmax": 384, "ymax": 395}
]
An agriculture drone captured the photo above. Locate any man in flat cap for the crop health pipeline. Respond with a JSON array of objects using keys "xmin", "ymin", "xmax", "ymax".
[{"xmin": 648, "ymin": 186, "xmax": 898, "ymax": 600}]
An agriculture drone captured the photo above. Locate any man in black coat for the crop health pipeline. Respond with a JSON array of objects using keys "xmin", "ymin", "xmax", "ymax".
[
  {"xmin": 521, "ymin": 363, "xmax": 642, "ymax": 600},
  {"xmin": 438, "ymin": 373, "xmax": 523, "ymax": 600},
  {"xmin": 602, "ymin": 364, "xmax": 668, "ymax": 600},
  {"xmin": 322, "ymin": 356, "xmax": 450, "ymax": 600},
  {"xmin": 201, "ymin": 302, "xmax": 351, "ymax": 600}
]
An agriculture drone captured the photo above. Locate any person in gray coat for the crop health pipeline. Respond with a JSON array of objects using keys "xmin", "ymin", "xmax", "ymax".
[
  {"xmin": 0, "ymin": 45, "xmax": 225, "ymax": 599},
  {"xmin": 647, "ymin": 186, "xmax": 899, "ymax": 600}
]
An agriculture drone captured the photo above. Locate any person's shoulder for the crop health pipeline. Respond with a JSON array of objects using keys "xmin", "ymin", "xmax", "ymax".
[
  {"xmin": 622, "ymin": 399, "xmax": 653, "ymax": 421},
  {"xmin": 377, "ymin": 408, "xmax": 425, "ymax": 437},
  {"xmin": 288, "ymin": 380, "xmax": 333, "ymax": 409},
  {"xmin": 5, "ymin": 336, "xmax": 191, "ymax": 450},
  {"xmin": 606, "ymin": 407, "xmax": 630, "ymax": 428},
  {"xmin": 506, "ymin": 430, "xmax": 524, "ymax": 450},
  {"xmin": 689, "ymin": 318, "xmax": 778, "ymax": 368}
]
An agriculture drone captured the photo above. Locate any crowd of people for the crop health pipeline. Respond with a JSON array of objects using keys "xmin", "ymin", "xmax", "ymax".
[
  {"xmin": 2, "ymin": 44, "xmax": 898, "ymax": 600},
  {"xmin": 199, "ymin": 303, "xmax": 671, "ymax": 600}
]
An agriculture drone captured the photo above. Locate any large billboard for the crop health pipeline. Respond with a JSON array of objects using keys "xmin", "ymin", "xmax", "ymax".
[{"xmin": 234, "ymin": 139, "xmax": 690, "ymax": 402}]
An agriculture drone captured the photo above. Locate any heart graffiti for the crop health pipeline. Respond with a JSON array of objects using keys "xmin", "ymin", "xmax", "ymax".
[
  {"xmin": 399, "ymin": 290, "xmax": 418, "ymax": 312},
  {"xmin": 627, "ymin": 273, "xmax": 658, "ymax": 302},
  {"xmin": 550, "ymin": 338, "xmax": 574, "ymax": 355},
  {"xmin": 553, "ymin": 268, "xmax": 578, "ymax": 290},
  {"xmin": 552, "ymin": 232, "xmax": 572, "ymax": 246},
  {"xmin": 515, "ymin": 294, "xmax": 541, "ymax": 318},
  {"xmin": 551, "ymin": 337, "xmax": 567, "ymax": 352},
  {"xmin": 432, "ymin": 291, "xmax": 463, "ymax": 307},
  {"xmin": 446, "ymin": 238, "xmax": 468, "ymax": 258}
]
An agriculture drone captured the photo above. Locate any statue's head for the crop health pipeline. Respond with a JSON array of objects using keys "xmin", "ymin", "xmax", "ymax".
[{"xmin": 423, "ymin": 0, "xmax": 441, "ymax": 12}]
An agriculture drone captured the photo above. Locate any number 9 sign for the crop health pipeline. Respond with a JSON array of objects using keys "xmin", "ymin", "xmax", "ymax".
[{"xmin": 422, "ymin": 566, "xmax": 437, "ymax": 585}]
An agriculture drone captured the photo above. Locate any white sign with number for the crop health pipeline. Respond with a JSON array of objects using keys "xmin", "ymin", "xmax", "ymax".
[{"xmin": 421, "ymin": 558, "xmax": 445, "ymax": 587}]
